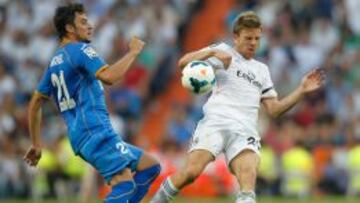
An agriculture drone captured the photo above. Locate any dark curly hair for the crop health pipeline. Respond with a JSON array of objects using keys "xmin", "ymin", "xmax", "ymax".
[{"xmin": 53, "ymin": 3, "xmax": 85, "ymax": 39}]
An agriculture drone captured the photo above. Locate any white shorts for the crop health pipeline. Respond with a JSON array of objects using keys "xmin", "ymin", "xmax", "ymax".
[{"xmin": 188, "ymin": 118, "xmax": 261, "ymax": 165}]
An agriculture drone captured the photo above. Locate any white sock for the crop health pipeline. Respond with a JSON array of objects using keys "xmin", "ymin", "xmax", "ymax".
[
  {"xmin": 150, "ymin": 177, "xmax": 179, "ymax": 203},
  {"xmin": 236, "ymin": 191, "xmax": 256, "ymax": 203}
]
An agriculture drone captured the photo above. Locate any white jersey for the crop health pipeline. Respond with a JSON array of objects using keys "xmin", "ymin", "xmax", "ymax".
[{"xmin": 201, "ymin": 42, "xmax": 277, "ymax": 138}]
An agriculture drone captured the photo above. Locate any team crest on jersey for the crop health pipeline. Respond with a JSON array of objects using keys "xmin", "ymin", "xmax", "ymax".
[
  {"xmin": 237, "ymin": 70, "xmax": 262, "ymax": 89},
  {"xmin": 50, "ymin": 54, "xmax": 64, "ymax": 67},
  {"xmin": 193, "ymin": 136, "xmax": 199, "ymax": 144},
  {"xmin": 83, "ymin": 46, "xmax": 98, "ymax": 59}
]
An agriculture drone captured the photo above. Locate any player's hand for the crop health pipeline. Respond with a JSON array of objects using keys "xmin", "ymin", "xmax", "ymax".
[
  {"xmin": 300, "ymin": 68, "xmax": 326, "ymax": 93},
  {"xmin": 24, "ymin": 146, "xmax": 42, "ymax": 167},
  {"xmin": 129, "ymin": 37, "xmax": 145, "ymax": 55},
  {"xmin": 212, "ymin": 50, "xmax": 232, "ymax": 68}
]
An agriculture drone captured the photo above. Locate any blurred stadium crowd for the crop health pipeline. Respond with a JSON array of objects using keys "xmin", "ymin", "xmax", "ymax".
[{"xmin": 0, "ymin": 0, "xmax": 360, "ymax": 201}]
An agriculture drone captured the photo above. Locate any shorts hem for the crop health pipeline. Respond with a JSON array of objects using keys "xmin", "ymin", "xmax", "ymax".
[
  {"xmin": 188, "ymin": 146, "xmax": 217, "ymax": 159},
  {"xmin": 103, "ymin": 162, "xmax": 131, "ymax": 183},
  {"xmin": 226, "ymin": 147, "xmax": 260, "ymax": 166}
]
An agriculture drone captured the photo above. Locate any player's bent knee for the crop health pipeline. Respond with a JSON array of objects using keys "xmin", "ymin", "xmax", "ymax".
[
  {"xmin": 109, "ymin": 168, "xmax": 133, "ymax": 186},
  {"xmin": 136, "ymin": 152, "xmax": 161, "ymax": 172}
]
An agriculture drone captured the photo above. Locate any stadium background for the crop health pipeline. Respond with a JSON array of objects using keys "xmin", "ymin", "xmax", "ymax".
[{"xmin": 0, "ymin": 0, "xmax": 360, "ymax": 202}]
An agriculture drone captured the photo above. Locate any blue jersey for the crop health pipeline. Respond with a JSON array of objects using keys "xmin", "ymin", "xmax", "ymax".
[{"xmin": 37, "ymin": 42, "xmax": 113, "ymax": 154}]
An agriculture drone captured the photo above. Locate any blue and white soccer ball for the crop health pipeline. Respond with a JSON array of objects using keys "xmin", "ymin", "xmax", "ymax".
[{"xmin": 181, "ymin": 60, "xmax": 215, "ymax": 94}]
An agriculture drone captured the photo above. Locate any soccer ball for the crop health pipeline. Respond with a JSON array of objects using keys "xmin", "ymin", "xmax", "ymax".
[{"xmin": 181, "ymin": 60, "xmax": 215, "ymax": 94}]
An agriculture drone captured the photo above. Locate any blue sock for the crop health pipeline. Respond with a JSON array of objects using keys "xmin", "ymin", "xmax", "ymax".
[
  {"xmin": 129, "ymin": 164, "xmax": 161, "ymax": 203},
  {"xmin": 104, "ymin": 181, "xmax": 136, "ymax": 203}
]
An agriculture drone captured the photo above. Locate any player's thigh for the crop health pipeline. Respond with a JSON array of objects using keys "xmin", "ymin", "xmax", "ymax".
[
  {"xmin": 79, "ymin": 135, "xmax": 139, "ymax": 183},
  {"xmin": 189, "ymin": 127, "xmax": 226, "ymax": 160},
  {"xmin": 123, "ymin": 143, "xmax": 146, "ymax": 171},
  {"xmin": 109, "ymin": 168, "xmax": 133, "ymax": 186},
  {"xmin": 225, "ymin": 135, "xmax": 261, "ymax": 174},
  {"xmin": 229, "ymin": 149, "xmax": 260, "ymax": 177}
]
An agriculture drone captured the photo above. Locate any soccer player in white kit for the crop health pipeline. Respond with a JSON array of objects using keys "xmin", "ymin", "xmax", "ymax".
[{"xmin": 151, "ymin": 11, "xmax": 325, "ymax": 203}]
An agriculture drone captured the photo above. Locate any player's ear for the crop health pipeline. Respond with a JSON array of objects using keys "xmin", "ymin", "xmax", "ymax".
[
  {"xmin": 65, "ymin": 24, "xmax": 75, "ymax": 34},
  {"xmin": 233, "ymin": 33, "xmax": 239, "ymax": 44}
]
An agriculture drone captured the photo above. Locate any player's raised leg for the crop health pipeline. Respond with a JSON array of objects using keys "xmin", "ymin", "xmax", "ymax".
[
  {"xmin": 130, "ymin": 151, "xmax": 161, "ymax": 203},
  {"xmin": 150, "ymin": 149, "xmax": 214, "ymax": 203},
  {"xmin": 78, "ymin": 137, "xmax": 143, "ymax": 203},
  {"xmin": 229, "ymin": 149, "xmax": 260, "ymax": 203}
]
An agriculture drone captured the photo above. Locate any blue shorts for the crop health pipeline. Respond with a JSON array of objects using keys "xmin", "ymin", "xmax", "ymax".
[{"xmin": 78, "ymin": 133, "xmax": 143, "ymax": 183}]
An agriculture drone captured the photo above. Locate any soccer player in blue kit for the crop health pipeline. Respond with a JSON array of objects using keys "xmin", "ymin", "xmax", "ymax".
[{"xmin": 23, "ymin": 3, "xmax": 161, "ymax": 202}]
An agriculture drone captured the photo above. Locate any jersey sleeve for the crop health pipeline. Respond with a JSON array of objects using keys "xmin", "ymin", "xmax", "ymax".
[
  {"xmin": 202, "ymin": 42, "xmax": 231, "ymax": 70},
  {"xmin": 36, "ymin": 69, "xmax": 52, "ymax": 99},
  {"xmin": 261, "ymin": 64, "xmax": 278, "ymax": 99},
  {"xmin": 203, "ymin": 42, "xmax": 230, "ymax": 52},
  {"xmin": 77, "ymin": 44, "xmax": 108, "ymax": 77}
]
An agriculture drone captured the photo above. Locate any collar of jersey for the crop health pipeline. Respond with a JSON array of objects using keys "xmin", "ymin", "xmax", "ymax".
[{"xmin": 231, "ymin": 47, "xmax": 253, "ymax": 62}]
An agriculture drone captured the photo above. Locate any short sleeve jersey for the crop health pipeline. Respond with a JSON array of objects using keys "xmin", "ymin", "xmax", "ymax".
[{"xmin": 37, "ymin": 42, "xmax": 113, "ymax": 153}]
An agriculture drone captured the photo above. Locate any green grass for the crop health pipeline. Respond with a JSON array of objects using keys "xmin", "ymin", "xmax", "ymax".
[
  {"xmin": 174, "ymin": 197, "xmax": 360, "ymax": 203},
  {"xmin": 1, "ymin": 197, "xmax": 360, "ymax": 203}
]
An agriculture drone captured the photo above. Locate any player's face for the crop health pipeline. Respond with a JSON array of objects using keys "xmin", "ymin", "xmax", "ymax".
[
  {"xmin": 73, "ymin": 12, "xmax": 93, "ymax": 43},
  {"xmin": 233, "ymin": 28, "xmax": 261, "ymax": 59}
]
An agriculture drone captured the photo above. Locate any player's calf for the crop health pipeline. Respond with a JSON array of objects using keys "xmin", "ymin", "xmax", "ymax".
[
  {"xmin": 130, "ymin": 164, "xmax": 161, "ymax": 203},
  {"xmin": 230, "ymin": 150, "xmax": 260, "ymax": 203},
  {"xmin": 175, "ymin": 164, "xmax": 203, "ymax": 186},
  {"xmin": 237, "ymin": 163, "xmax": 257, "ymax": 191}
]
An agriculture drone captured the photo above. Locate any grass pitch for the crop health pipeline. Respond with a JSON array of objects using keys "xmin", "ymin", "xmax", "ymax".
[
  {"xmin": 174, "ymin": 197, "xmax": 360, "ymax": 203},
  {"xmin": 1, "ymin": 196, "xmax": 360, "ymax": 203}
]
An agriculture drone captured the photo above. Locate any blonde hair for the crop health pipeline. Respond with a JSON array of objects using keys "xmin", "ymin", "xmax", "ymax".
[{"xmin": 232, "ymin": 11, "xmax": 261, "ymax": 34}]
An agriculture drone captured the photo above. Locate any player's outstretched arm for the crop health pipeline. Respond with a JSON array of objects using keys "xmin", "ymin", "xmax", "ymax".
[
  {"xmin": 97, "ymin": 37, "xmax": 145, "ymax": 85},
  {"xmin": 262, "ymin": 68, "xmax": 325, "ymax": 118},
  {"xmin": 178, "ymin": 49, "xmax": 232, "ymax": 69},
  {"xmin": 24, "ymin": 92, "xmax": 47, "ymax": 166}
]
